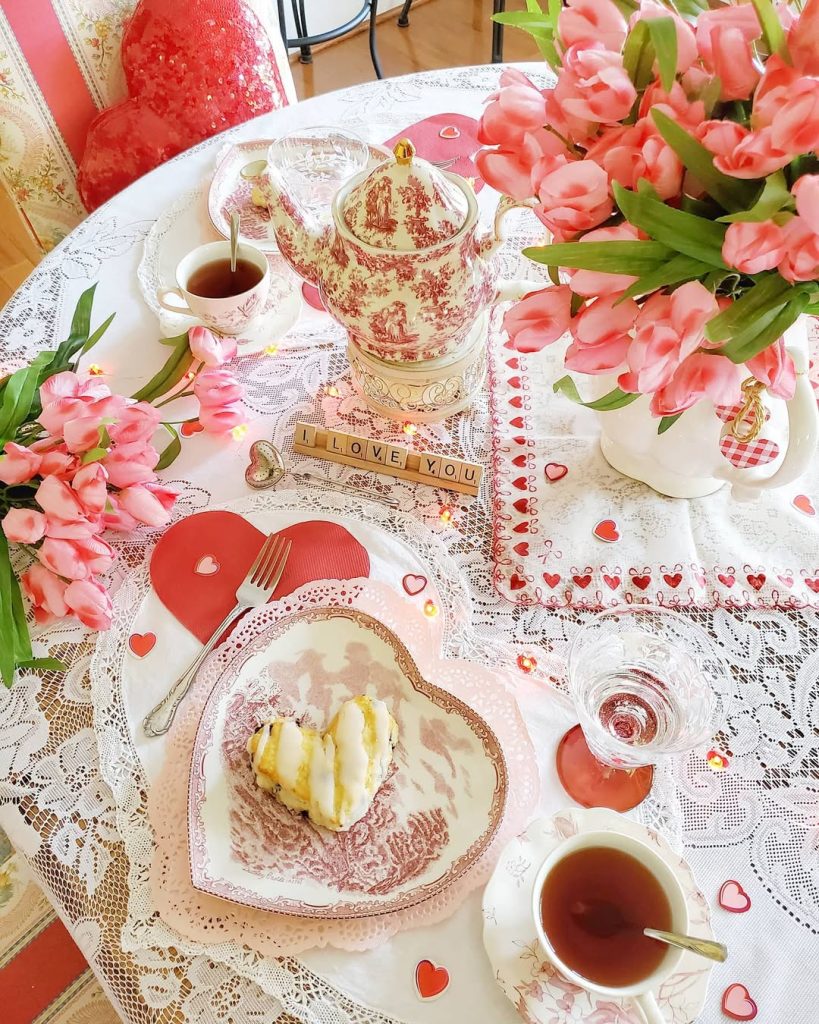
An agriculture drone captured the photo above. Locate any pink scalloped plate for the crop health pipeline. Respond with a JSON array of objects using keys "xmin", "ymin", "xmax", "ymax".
[{"xmin": 188, "ymin": 603, "xmax": 509, "ymax": 918}]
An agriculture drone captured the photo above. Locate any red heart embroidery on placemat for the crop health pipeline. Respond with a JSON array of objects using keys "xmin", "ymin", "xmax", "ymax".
[
  {"xmin": 719, "ymin": 435, "xmax": 780, "ymax": 469},
  {"xmin": 181, "ymin": 420, "xmax": 204, "ymax": 437},
  {"xmin": 509, "ymin": 416, "xmax": 525, "ymax": 429},
  {"xmin": 513, "ymin": 542, "xmax": 529, "ymax": 556},
  {"xmin": 128, "ymin": 632, "xmax": 156, "ymax": 658},
  {"xmin": 694, "ymin": 571, "xmax": 707, "ymax": 587},
  {"xmin": 793, "ymin": 493, "xmax": 816, "ymax": 516},
  {"xmin": 506, "ymin": 357, "xmax": 519, "ymax": 370},
  {"xmin": 722, "ymin": 984, "xmax": 757, "ymax": 1021},
  {"xmin": 778, "ymin": 573, "xmax": 794, "ymax": 587},
  {"xmin": 806, "ymin": 577, "xmax": 819, "ymax": 593},
  {"xmin": 593, "ymin": 519, "xmax": 620, "ymax": 543},
  {"xmin": 719, "ymin": 880, "xmax": 752, "ymax": 913},
  {"xmin": 543, "ymin": 573, "xmax": 561, "ymax": 588},
  {"xmin": 632, "ymin": 574, "xmax": 651, "ymax": 590},
  {"xmin": 512, "ymin": 477, "xmax": 528, "ymax": 491},
  {"xmin": 718, "ymin": 573, "xmax": 735, "ymax": 588},
  {"xmin": 513, "ymin": 522, "xmax": 530, "ymax": 534},
  {"xmin": 151, "ymin": 512, "xmax": 370, "ymax": 643},
  {"xmin": 415, "ymin": 959, "xmax": 450, "ymax": 1001},
  {"xmin": 544, "ymin": 462, "xmax": 568, "ymax": 482},
  {"xmin": 195, "ymin": 555, "xmax": 220, "ymax": 576},
  {"xmin": 573, "ymin": 573, "xmax": 592, "ymax": 589},
  {"xmin": 510, "ymin": 573, "xmax": 527, "ymax": 591},
  {"xmin": 509, "ymin": 395, "xmax": 523, "ymax": 409},
  {"xmin": 747, "ymin": 573, "xmax": 766, "ymax": 591},
  {"xmin": 507, "ymin": 376, "xmax": 521, "ymax": 389},
  {"xmin": 512, "ymin": 454, "xmax": 528, "ymax": 468},
  {"xmin": 603, "ymin": 574, "xmax": 621, "ymax": 590},
  {"xmin": 512, "ymin": 435, "xmax": 526, "ymax": 446},
  {"xmin": 663, "ymin": 573, "xmax": 682, "ymax": 588},
  {"xmin": 513, "ymin": 498, "xmax": 530, "ymax": 514},
  {"xmin": 402, "ymin": 573, "xmax": 427, "ymax": 596}
]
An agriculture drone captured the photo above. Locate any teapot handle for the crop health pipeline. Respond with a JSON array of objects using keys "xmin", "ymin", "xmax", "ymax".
[
  {"xmin": 477, "ymin": 195, "xmax": 545, "ymax": 304},
  {"xmin": 717, "ymin": 328, "xmax": 819, "ymax": 501}
]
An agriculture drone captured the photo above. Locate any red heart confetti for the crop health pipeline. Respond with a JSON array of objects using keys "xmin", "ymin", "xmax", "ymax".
[
  {"xmin": 181, "ymin": 420, "xmax": 204, "ymax": 437},
  {"xmin": 195, "ymin": 555, "xmax": 220, "ymax": 576},
  {"xmin": 663, "ymin": 573, "xmax": 682, "ymax": 588},
  {"xmin": 543, "ymin": 573, "xmax": 561, "ymax": 588},
  {"xmin": 793, "ymin": 493, "xmax": 816, "ymax": 516},
  {"xmin": 593, "ymin": 519, "xmax": 620, "ymax": 543},
  {"xmin": 722, "ymin": 984, "xmax": 757, "ymax": 1021},
  {"xmin": 129, "ymin": 632, "xmax": 156, "ymax": 658},
  {"xmin": 438, "ymin": 125, "xmax": 461, "ymax": 139},
  {"xmin": 718, "ymin": 880, "xmax": 752, "ymax": 914},
  {"xmin": 402, "ymin": 573, "xmax": 427, "ymax": 596},
  {"xmin": 747, "ymin": 573, "xmax": 766, "ymax": 591},
  {"xmin": 415, "ymin": 959, "xmax": 450, "ymax": 1001},
  {"xmin": 544, "ymin": 462, "xmax": 568, "ymax": 482},
  {"xmin": 513, "ymin": 542, "xmax": 529, "ymax": 556}
]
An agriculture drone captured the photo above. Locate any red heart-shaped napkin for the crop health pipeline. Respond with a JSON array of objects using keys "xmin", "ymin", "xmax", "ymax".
[
  {"xmin": 150, "ymin": 511, "xmax": 370, "ymax": 642},
  {"xmin": 383, "ymin": 113, "xmax": 484, "ymax": 191}
]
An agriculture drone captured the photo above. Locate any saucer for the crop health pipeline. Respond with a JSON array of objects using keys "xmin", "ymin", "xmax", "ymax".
[
  {"xmin": 482, "ymin": 808, "xmax": 714, "ymax": 1024},
  {"xmin": 158, "ymin": 262, "xmax": 302, "ymax": 356}
]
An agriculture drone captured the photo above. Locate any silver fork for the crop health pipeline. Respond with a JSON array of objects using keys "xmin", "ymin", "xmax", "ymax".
[{"xmin": 143, "ymin": 533, "xmax": 292, "ymax": 737}]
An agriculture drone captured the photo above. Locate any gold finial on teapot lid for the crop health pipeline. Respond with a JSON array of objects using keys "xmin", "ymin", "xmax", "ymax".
[{"xmin": 393, "ymin": 138, "xmax": 415, "ymax": 165}]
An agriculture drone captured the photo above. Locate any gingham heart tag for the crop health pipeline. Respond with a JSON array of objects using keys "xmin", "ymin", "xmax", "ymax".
[{"xmin": 719, "ymin": 434, "xmax": 781, "ymax": 469}]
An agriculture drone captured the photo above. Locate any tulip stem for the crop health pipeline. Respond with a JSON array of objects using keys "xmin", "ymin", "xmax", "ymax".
[{"xmin": 155, "ymin": 389, "xmax": 194, "ymax": 409}]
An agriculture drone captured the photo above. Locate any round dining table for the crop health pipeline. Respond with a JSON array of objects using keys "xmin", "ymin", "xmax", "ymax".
[{"xmin": 0, "ymin": 64, "xmax": 816, "ymax": 1024}]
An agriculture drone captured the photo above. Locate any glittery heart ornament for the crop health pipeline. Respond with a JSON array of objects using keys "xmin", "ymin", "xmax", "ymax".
[{"xmin": 245, "ymin": 440, "xmax": 285, "ymax": 489}]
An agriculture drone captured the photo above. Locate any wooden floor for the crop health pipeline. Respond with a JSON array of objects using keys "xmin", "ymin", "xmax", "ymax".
[{"xmin": 0, "ymin": 0, "xmax": 539, "ymax": 308}]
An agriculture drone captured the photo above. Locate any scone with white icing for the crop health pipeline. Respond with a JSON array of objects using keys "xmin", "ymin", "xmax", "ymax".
[{"xmin": 246, "ymin": 695, "xmax": 399, "ymax": 832}]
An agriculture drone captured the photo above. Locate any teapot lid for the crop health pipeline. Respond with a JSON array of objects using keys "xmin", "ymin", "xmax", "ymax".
[{"xmin": 341, "ymin": 139, "xmax": 469, "ymax": 251}]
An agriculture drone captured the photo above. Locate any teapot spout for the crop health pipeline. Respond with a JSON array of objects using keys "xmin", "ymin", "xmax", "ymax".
[{"xmin": 263, "ymin": 164, "xmax": 328, "ymax": 287}]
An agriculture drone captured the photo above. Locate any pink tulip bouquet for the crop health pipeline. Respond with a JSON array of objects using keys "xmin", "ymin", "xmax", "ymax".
[
  {"xmin": 0, "ymin": 286, "xmax": 246, "ymax": 686},
  {"xmin": 482, "ymin": 0, "xmax": 819, "ymax": 425}
]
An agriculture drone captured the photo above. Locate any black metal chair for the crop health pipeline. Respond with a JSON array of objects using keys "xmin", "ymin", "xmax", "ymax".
[
  {"xmin": 397, "ymin": 0, "xmax": 506, "ymax": 63},
  {"xmin": 276, "ymin": 0, "xmax": 383, "ymax": 79}
]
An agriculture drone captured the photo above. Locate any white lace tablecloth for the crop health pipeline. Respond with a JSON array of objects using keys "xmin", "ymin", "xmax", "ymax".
[{"xmin": 1, "ymin": 64, "xmax": 818, "ymax": 1024}]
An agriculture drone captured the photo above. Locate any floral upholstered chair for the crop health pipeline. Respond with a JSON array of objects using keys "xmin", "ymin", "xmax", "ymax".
[{"xmin": 0, "ymin": 0, "xmax": 294, "ymax": 252}]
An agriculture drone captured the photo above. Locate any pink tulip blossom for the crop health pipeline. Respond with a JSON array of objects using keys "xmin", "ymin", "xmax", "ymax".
[
  {"xmin": 63, "ymin": 579, "xmax": 113, "ymax": 631},
  {"xmin": 37, "ymin": 445, "xmax": 79, "ymax": 481},
  {"xmin": 752, "ymin": 55, "xmax": 802, "ymax": 129},
  {"xmin": 197, "ymin": 403, "xmax": 245, "ymax": 433},
  {"xmin": 107, "ymin": 402, "xmax": 162, "ymax": 446},
  {"xmin": 21, "ymin": 564, "xmax": 69, "ymax": 625},
  {"xmin": 769, "ymin": 78, "xmax": 819, "ymax": 155},
  {"xmin": 44, "ymin": 518, "xmax": 99, "ymax": 539},
  {"xmin": 789, "ymin": 0, "xmax": 819, "ymax": 75},
  {"xmin": 638, "ymin": 80, "xmax": 704, "ymax": 129},
  {"xmin": 709, "ymin": 126, "xmax": 791, "ymax": 179},
  {"xmin": 1, "ymin": 508, "xmax": 47, "ymax": 544},
  {"xmin": 722, "ymin": 220, "xmax": 787, "ymax": 275},
  {"xmin": 117, "ymin": 482, "xmax": 178, "ymax": 527},
  {"xmin": 102, "ymin": 441, "xmax": 159, "ymax": 488},
  {"xmin": 792, "ymin": 175, "xmax": 819, "ymax": 235},
  {"xmin": 746, "ymin": 337, "xmax": 797, "ymax": 400},
  {"xmin": 632, "ymin": 1, "xmax": 697, "ymax": 73},
  {"xmin": 650, "ymin": 353, "xmax": 742, "ymax": 416},
  {"xmin": 476, "ymin": 132, "xmax": 568, "ymax": 201},
  {"xmin": 558, "ymin": 0, "xmax": 627, "ymax": 53},
  {"xmin": 589, "ymin": 119, "xmax": 682, "ymax": 200},
  {"xmin": 503, "ymin": 285, "xmax": 573, "ymax": 353},
  {"xmin": 554, "ymin": 44, "xmax": 637, "ymax": 125},
  {"xmin": 188, "ymin": 326, "xmax": 238, "ymax": 367},
  {"xmin": 0, "ymin": 442, "xmax": 41, "ymax": 485},
  {"xmin": 102, "ymin": 493, "xmax": 140, "ymax": 533},
  {"xmin": 478, "ymin": 69, "xmax": 550, "ymax": 149},
  {"xmin": 39, "ymin": 370, "xmax": 110, "ymax": 407},
  {"xmin": 778, "ymin": 216, "xmax": 819, "ymax": 282},
  {"xmin": 696, "ymin": 5, "xmax": 762, "ymax": 101},
  {"xmin": 193, "ymin": 368, "xmax": 244, "ymax": 408},
  {"xmin": 71, "ymin": 463, "xmax": 109, "ymax": 515},
  {"xmin": 36, "ymin": 475, "xmax": 87, "ymax": 522},
  {"xmin": 569, "ymin": 224, "xmax": 640, "ymax": 298},
  {"xmin": 63, "ymin": 414, "xmax": 106, "ymax": 454},
  {"xmin": 565, "ymin": 293, "xmax": 639, "ymax": 374},
  {"xmin": 535, "ymin": 160, "xmax": 613, "ymax": 235},
  {"xmin": 38, "ymin": 534, "xmax": 115, "ymax": 580}
]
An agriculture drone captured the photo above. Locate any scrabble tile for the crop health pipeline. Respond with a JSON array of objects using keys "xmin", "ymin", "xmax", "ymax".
[
  {"xmin": 294, "ymin": 422, "xmax": 317, "ymax": 447},
  {"xmin": 386, "ymin": 444, "xmax": 408, "ymax": 470},
  {"xmin": 419, "ymin": 453, "xmax": 442, "ymax": 478},
  {"xmin": 439, "ymin": 458, "xmax": 462, "ymax": 484},
  {"xmin": 346, "ymin": 435, "xmax": 367, "ymax": 460},
  {"xmin": 458, "ymin": 462, "xmax": 482, "ymax": 488},
  {"xmin": 326, "ymin": 430, "xmax": 349, "ymax": 455},
  {"xmin": 365, "ymin": 439, "xmax": 388, "ymax": 465}
]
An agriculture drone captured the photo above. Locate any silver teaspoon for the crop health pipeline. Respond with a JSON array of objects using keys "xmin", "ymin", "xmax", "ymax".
[{"xmin": 644, "ymin": 928, "xmax": 727, "ymax": 963}]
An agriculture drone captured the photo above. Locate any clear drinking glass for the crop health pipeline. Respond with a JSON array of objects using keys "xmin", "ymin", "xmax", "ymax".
[
  {"xmin": 557, "ymin": 606, "xmax": 728, "ymax": 811},
  {"xmin": 266, "ymin": 126, "xmax": 373, "ymax": 228}
]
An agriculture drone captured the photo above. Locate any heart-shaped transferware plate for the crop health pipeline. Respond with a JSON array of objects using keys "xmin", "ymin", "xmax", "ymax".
[{"xmin": 188, "ymin": 604, "xmax": 509, "ymax": 918}]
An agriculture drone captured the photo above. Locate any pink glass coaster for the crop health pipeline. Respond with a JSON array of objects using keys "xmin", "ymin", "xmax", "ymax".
[{"xmin": 556, "ymin": 724, "xmax": 654, "ymax": 812}]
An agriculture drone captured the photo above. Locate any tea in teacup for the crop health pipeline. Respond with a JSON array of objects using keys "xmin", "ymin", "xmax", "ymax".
[{"xmin": 187, "ymin": 257, "xmax": 264, "ymax": 299}]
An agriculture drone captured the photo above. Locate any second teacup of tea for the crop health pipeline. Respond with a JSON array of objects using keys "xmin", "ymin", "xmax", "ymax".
[
  {"xmin": 532, "ymin": 830, "xmax": 689, "ymax": 1024},
  {"xmin": 157, "ymin": 240, "xmax": 269, "ymax": 335}
]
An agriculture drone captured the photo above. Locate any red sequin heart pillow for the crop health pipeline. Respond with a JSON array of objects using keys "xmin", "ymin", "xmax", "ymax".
[{"xmin": 77, "ymin": 0, "xmax": 289, "ymax": 210}]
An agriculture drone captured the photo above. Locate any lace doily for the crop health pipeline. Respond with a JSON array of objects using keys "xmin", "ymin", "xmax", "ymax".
[{"xmin": 146, "ymin": 579, "xmax": 539, "ymax": 954}]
